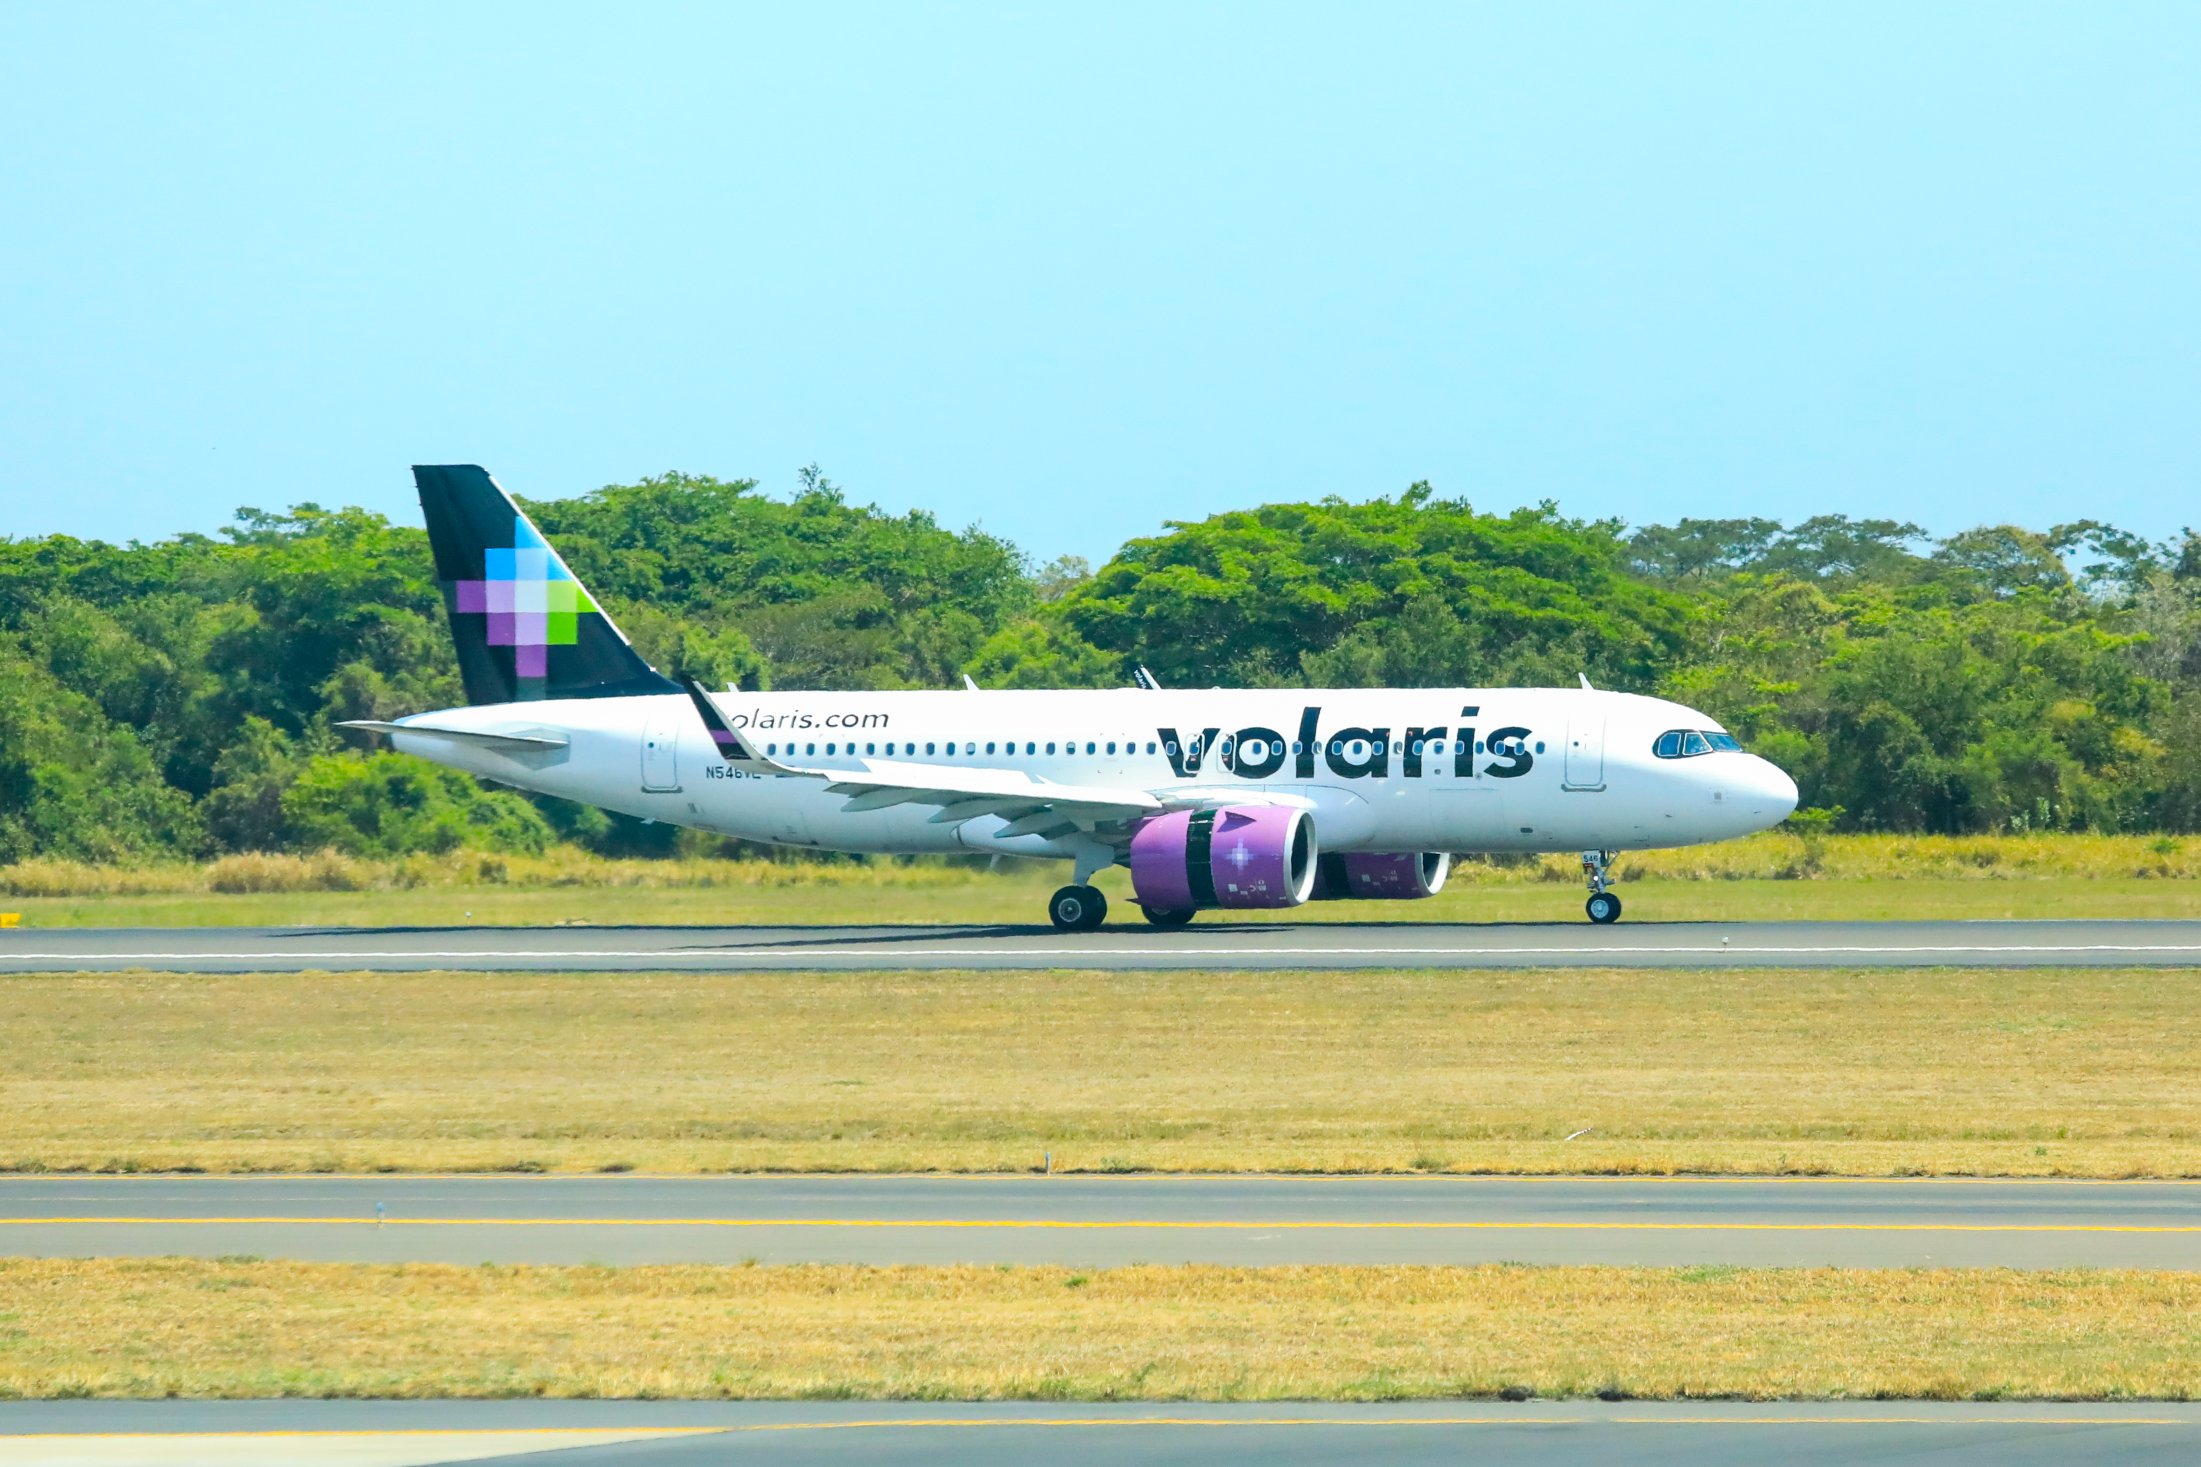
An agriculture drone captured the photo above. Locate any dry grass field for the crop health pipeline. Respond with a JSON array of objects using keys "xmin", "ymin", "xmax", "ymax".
[
  {"xmin": 1, "ymin": 1258, "xmax": 2194, "ymax": 1400},
  {"xmin": 2, "ymin": 966, "xmax": 2195, "ymax": 1176},
  {"xmin": 6, "ymin": 832, "xmax": 2201, "ymax": 926}
]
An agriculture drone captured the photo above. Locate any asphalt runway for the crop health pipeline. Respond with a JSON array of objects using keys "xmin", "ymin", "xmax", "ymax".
[
  {"xmin": 7, "ymin": 918, "xmax": 2201, "ymax": 972},
  {"xmin": 4, "ymin": 1175, "xmax": 2197, "ymax": 1268},
  {"xmin": 6, "ymin": 1402, "xmax": 2200, "ymax": 1466}
]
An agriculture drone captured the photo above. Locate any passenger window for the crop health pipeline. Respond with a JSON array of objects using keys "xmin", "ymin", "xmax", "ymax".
[
  {"xmin": 806, "ymin": 743, "xmax": 816, "ymax": 755},
  {"xmin": 1026, "ymin": 742, "xmax": 1036, "ymax": 754},
  {"xmin": 767, "ymin": 743, "xmax": 777, "ymax": 755},
  {"xmin": 925, "ymin": 742, "xmax": 936, "ymax": 755},
  {"xmin": 1165, "ymin": 741, "xmax": 1177, "ymax": 755},
  {"xmin": 1146, "ymin": 741, "xmax": 1156, "ymax": 754},
  {"xmin": 827, "ymin": 742, "xmax": 837, "ymax": 755},
  {"xmin": 1047, "ymin": 742, "xmax": 1057, "ymax": 755},
  {"xmin": 1086, "ymin": 741, "xmax": 1096, "ymax": 755},
  {"xmin": 1107, "ymin": 741, "xmax": 1117, "ymax": 755},
  {"xmin": 985, "ymin": 742, "xmax": 996, "ymax": 755},
  {"xmin": 1534, "ymin": 741, "xmax": 1544, "ymax": 754}
]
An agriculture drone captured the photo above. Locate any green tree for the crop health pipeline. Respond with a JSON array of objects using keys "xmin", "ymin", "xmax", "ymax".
[{"xmin": 280, "ymin": 753, "xmax": 554, "ymax": 857}]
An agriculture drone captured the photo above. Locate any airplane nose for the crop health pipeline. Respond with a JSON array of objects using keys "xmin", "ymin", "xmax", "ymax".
[{"xmin": 1745, "ymin": 755, "xmax": 1799, "ymax": 825}]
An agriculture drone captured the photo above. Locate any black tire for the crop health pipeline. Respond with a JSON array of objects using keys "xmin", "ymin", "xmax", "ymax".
[
  {"xmin": 1050, "ymin": 884, "xmax": 1108, "ymax": 931},
  {"xmin": 1586, "ymin": 892, "xmax": 1622, "ymax": 924},
  {"xmin": 1141, "ymin": 904, "xmax": 1197, "ymax": 928}
]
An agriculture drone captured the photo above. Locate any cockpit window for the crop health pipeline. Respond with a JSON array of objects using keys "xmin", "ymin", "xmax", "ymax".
[{"xmin": 1655, "ymin": 729, "xmax": 1742, "ymax": 758}]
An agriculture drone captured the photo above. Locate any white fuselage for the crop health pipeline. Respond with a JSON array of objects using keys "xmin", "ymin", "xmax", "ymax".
[{"xmin": 387, "ymin": 686, "xmax": 1798, "ymax": 862}]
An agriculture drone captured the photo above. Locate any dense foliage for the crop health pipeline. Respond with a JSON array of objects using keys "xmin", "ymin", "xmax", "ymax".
[{"xmin": 5, "ymin": 469, "xmax": 2200, "ymax": 861}]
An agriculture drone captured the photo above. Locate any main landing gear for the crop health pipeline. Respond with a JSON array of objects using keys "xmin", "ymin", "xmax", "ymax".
[
  {"xmin": 1049, "ymin": 884, "xmax": 1108, "ymax": 931},
  {"xmin": 1582, "ymin": 849, "xmax": 1623, "ymax": 924},
  {"xmin": 1140, "ymin": 904, "xmax": 1197, "ymax": 928}
]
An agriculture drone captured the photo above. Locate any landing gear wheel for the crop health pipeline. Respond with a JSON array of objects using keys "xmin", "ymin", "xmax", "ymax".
[
  {"xmin": 1140, "ymin": 904, "xmax": 1197, "ymax": 928},
  {"xmin": 1580, "ymin": 849, "xmax": 1622, "ymax": 924},
  {"xmin": 1049, "ymin": 884, "xmax": 1108, "ymax": 931}
]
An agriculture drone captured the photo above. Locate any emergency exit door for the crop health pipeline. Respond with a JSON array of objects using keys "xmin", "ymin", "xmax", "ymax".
[{"xmin": 1563, "ymin": 715, "xmax": 1606, "ymax": 790}]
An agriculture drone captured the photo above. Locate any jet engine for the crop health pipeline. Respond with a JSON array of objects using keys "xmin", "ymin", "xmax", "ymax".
[
  {"xmin": 1128, "ymin": 807, "xmax": 1318, "ymax": 911},
  {"xmin": 1310, "ymin": 850, "xmax": 1452, "ymax": 900}
]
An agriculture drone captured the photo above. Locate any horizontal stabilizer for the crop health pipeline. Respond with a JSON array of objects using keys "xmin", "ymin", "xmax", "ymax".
[{"xmin": 337, "ymin": 720, "xmax": 569, "ymax": 751}]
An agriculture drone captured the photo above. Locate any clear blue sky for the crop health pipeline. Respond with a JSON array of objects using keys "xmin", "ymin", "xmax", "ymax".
[{"xmin": 3, "ymin": 3, "xmax": 2193, "ymax": 564}]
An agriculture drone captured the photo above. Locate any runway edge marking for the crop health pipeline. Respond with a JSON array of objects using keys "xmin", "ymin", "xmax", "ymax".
[{"xmin": 7, "ymin": 1217, "xmax": 2198, "ymax": 1233}]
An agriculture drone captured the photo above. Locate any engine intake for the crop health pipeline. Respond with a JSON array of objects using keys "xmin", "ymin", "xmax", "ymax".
[
  {"xmin": 1311, "ymin": 850, "xmax": 1452, "ymax": 900},
  {"xmin": 1129, "ymin": 806, "xmax": 1318, "ymax": 910}
]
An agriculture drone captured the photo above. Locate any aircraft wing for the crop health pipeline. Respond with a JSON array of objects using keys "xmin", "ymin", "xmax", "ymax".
[
  {"xmin": 677, "ymin": 677, "xmax": 1271, "ymax": 842},
  {"xmin": 811, "ymin": 757, "xmax": 1163, "ymax": 836}
]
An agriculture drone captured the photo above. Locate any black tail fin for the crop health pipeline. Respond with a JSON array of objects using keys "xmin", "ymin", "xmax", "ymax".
[{"xmin": 414, "ymin": 464, "xmax": 679, "ymax": 705}]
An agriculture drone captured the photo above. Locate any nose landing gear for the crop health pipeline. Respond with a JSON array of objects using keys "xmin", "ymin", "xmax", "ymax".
[{"xmin": 1582, "ymin": 850, "xmax": 1622, "ymax": 924}]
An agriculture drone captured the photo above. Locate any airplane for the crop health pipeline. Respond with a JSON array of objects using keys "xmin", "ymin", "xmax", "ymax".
[{"xmin": 342, "ymin": 465, "xmax": 1800, "ymax": 929}]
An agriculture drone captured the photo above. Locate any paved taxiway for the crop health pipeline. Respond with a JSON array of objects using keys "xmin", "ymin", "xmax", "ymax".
[
  {"xmin": 6, "ymin": 1402, "xmax": 2200, "ymax": 1466},
  {"xmin": 4, "ymin": 1176, "xmax": 2196, "ymax": 1267},
  {"xmin": 7, "ymin": 917, "xmax": 2201, "ymax": 971}
]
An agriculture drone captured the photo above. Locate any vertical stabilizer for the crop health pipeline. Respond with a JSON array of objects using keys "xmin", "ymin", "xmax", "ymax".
[{"xmin": 413, "ymin": 464, "xmax": 678, "ymax": 705}]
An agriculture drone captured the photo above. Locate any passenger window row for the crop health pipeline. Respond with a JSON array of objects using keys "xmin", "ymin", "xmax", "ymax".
[
  {"xmin": 751, "ymin": 734, "xmax": 1558, "ymax": 766},
  {"xmin": 761, "ymin": 739, "xmax": 1164, "ymax": 758}
]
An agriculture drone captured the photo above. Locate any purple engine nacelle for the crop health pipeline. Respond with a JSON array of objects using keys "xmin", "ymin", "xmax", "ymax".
[
  {"xmin": 1310, "ymin": 850, "xmax": 1452, "ymax": 901},
  {"xmin": 1128, "ymin": 806, "xmax": 1319, "ymax": 911}
]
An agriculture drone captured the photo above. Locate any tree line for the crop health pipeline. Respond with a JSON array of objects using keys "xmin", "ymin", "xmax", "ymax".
[{"xmin": 5, "ymin": 468, "xmax": 2200, "ymax": 863}]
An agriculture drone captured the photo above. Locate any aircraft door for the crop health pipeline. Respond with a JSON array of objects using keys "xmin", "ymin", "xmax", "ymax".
[
  {"xmin": 1563, "ymin": 715, "xmax": 1606, "ymax": 790},
  {"xmin": 641, "ymin": 707, "xmax": 683, "ymax": 792}
]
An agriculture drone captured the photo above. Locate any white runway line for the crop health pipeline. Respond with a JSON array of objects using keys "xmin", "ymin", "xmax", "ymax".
[{"xmin": 7, "ymin": 942, "xmax": 2201, "ymax": 964}]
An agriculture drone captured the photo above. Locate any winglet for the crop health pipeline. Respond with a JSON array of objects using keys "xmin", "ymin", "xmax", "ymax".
[{"xmin": 678, "ymin": 674, "xmax": 758, "ymax": 763}]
